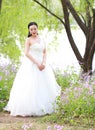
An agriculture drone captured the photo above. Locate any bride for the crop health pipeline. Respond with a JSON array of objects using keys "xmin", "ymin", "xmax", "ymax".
[{"xmin": 4, "ymin": 22, "xmax": 61, "ymax": 116}]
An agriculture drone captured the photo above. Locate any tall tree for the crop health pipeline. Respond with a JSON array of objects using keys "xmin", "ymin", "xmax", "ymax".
[{"xmin": 33, "ymin": 0, "xmax": 95, "ymax": 75}]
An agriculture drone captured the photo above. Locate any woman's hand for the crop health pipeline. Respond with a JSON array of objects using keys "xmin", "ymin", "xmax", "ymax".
[{"xmin": 36, "ymin": 63, "xmax": 45, "ymax": 71}]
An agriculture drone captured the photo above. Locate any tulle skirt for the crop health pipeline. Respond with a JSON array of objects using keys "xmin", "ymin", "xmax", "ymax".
[{"xmin": 4, "ymin": 57, "xmax": 61, "ymax": 116}]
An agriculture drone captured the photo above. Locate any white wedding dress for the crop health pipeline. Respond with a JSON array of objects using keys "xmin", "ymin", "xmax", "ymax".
[{"xmin": 4, "ymin": 39, "xmax": 61, "ymax": 116}]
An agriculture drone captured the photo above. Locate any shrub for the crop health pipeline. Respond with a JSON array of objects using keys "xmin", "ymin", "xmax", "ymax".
[
  {"xmin": 0, "ymin": 60, "xmax": 18, "ymax": 111},
  {"xmin": 56, "ymin": 75, "xmax": 95, "ymax": 124}
]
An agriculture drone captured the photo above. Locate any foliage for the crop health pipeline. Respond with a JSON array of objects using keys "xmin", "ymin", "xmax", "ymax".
[
  {"xmin": 56, "ymin": 75, "xmax": 95, "ymax": 126},
  {"xmin": 0, "ymin": 0, "xmax": 62, "ymax": 62},
  {"xmin": 70, "ymin": 0, "xmax": 95, "ymax": 24},
  {"xmin": 55, "ymin": 66, "xmax": 79, "ymax": 91},
  {"xmin": 0, "ymin": 59, "xmax": 19, "ymax": 111}
]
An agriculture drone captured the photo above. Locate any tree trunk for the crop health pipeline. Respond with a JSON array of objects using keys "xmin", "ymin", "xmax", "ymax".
[
  {"xmin": 61, "ymin": 0, "xmax": 83, "ymax": 64},
  {"xmin": 61, "ymin": 0, "xmax": 95, "ymax": 75},
  {"xmin": 82, "ymin": 9, "xmax": 95, "ymax": 74}
]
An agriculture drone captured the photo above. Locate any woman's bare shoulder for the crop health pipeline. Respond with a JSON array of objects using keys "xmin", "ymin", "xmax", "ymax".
[{"xmin": 25, "ymin": 37, "xmax": 30, "ymax": 42}]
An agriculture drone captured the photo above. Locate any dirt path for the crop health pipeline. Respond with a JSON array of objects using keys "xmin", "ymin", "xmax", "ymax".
[
  {"xmin": 0, "ymin": 112, "xmax": 39, "ymax": 123},
  {"xmin": 0, "ymin": 112, "xmax": 47, "ymax": 130},
  {"xmin": 0, "ymin": 112, "xmax": 95, "ymax": 130}
]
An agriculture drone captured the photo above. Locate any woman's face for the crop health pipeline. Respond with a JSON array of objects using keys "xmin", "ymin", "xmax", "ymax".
[{"xmin": 29, "ymin": 25, "xmax": 38, "ymax": 37}]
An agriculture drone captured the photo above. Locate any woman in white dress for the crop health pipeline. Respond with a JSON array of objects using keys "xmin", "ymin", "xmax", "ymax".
[{"xmin": 4, "ymin": 22, "xmax": 61, "ymax": 116}]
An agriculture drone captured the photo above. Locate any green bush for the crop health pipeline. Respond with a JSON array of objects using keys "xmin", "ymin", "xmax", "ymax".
[
  {"xmin": 0, "ymin": 60, "xmax": 18, "ymax": 111},
  {"xmin": 55, "ymin": 72, "xmax": 95, "ymax": 124},
  {"xmin": 55, "ymin": 66, "xmax": 79, "ymax": 91}
]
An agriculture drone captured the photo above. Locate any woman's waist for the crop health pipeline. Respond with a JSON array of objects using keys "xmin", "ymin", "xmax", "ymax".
[{"xmin": 30, "ymin": 53, "xmax": 43, "ymax": 62}]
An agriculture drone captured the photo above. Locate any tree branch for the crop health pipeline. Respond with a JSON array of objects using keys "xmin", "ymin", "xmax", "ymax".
[
  {"xmin": 92, "ymin": 9, "xmax": 95, "ymax": 40},
  {"xmin": 33, "ymin": 0, "xmax": 65, "ymax": 26},
  {"xmin": 64, "ymin": 0, "xmax": 88, "ymax": 36},
  {"xmin": 61, "ymin": 0, "xmax": 83, "ymax": 63},
  {"xmin": 79, "ymin": 12, "xmax": 86, "ymax": 26}
]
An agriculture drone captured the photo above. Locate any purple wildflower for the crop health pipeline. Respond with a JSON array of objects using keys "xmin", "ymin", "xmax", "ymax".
[
  {"xmin": 22, "ymin": 123, "xmax": 32, "ymax": 130},
  {"xmin": 46, "ymin": 125, "xmax": 51, "ymax": 130},
  {"xmin": 0, "ymin": 76, "xmax": 2, "ymax": 81},
  {"xmin": 54, "ymin": 124, "xmax": 64, "ymax": 130}
]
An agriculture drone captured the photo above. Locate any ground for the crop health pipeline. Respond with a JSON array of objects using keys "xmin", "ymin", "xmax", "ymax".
[{"xmin": 0, "ymin": 112, "xmax": 95, "ymax": 130}]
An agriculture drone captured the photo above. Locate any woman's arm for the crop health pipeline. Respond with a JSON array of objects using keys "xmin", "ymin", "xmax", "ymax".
[
  {"xmin": 42, "ymin": 48, "xmax": 46, "ymax": 66},
  {"xmin": 41, "ymin": 40, "xmax": 47, "ymax": 68}
]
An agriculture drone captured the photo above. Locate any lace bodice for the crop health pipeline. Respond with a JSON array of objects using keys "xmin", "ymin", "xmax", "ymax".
[{"xmin": 29, "ymin": 40, "xmax": 45, "ymax": 63}]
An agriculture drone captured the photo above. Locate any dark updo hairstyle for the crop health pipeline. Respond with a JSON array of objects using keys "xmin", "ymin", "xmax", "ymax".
[{"xmin": 28, "ymin": 22, "xmax": 38, "ymax": 37}]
